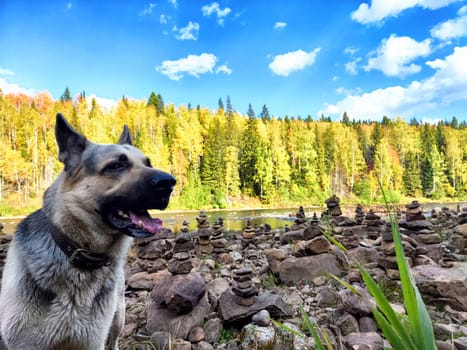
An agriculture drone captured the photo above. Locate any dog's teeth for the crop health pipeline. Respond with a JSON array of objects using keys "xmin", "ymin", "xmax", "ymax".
[{"xmin": 117, "ymin": 210, "xmax": 129, "ymax": 218}]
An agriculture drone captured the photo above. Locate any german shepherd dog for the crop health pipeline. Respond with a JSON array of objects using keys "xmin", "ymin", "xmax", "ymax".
[{"xmin": 0, "ymin": 114, "xmax": 175, "ymax": 349}]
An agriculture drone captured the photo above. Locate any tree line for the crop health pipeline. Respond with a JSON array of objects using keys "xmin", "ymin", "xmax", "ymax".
[{"xmin": 0, "ymin": 89, "xmax": 466, "ymax": 214}]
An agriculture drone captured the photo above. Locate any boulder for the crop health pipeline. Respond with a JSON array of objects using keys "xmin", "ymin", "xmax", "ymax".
[
  {"xmin": 218, "ymin": 289, "xmax": 293, "ymax": 326},
  {"xmin": 146, "ymin": 295, "xmax": 212, "ymax": 339},
  {"xmin": 150, "ymin": 272, "xmax": 206, "ymax": 314},
  {"xmin": 279, "ymin": 254, "xmax": 345, "ymax": 284},
  {"xmin": 412, "ymin": 262, "xmax": 467, "ymax": 311}
]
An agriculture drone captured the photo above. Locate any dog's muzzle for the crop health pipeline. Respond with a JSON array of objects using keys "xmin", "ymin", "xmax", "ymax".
[{"xmin": 103, "ymin": 171, "xmax": 176, "ymax": 238}]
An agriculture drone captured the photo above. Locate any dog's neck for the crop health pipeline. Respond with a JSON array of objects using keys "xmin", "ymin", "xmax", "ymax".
[{"xmin": 49, "ymin": 224, "xmax": 114, "ymax": 270}]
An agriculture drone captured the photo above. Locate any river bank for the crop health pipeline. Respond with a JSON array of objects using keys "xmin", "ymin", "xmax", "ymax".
[{"xmin": 2, "ymin": 202, "xmax": 466, "ymax": 235}]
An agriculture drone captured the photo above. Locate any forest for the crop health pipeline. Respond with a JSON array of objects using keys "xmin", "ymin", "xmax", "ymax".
[{"xmin": 0, "ymin": 88, "xmax": 466, "ymax": 215}]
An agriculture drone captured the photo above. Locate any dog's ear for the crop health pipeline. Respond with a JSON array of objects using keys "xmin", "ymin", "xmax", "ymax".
[
  {"xmin": 117, "ymin": 125, "xmax": 132, "ymax": 145},
  {"xmin": 55, "ymin": 113, "xmax": 88, "ymax": 173}
]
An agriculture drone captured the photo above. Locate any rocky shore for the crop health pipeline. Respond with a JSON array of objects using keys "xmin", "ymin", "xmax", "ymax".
[{"xmin": 1, "ymin": 199, "xmax": 467, "ymax": 349}]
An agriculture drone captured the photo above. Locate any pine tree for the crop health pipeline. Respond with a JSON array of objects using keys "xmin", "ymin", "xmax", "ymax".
[
  {"xmin": 341, "ymin": 112, "xmax": 350, "ymax": 125},
  {"xmin": 247, "ymin": 103, "xmax": 255, "ymax": 118},
  {"xmin": 218, "ymin": 97, "xmax": 224, "ymax": 112},
  {"xmin": 60, "ymin": 87, "xmax": 72, "ymax": 102},
  {"xmin": 261, "ymin": 104, "xmax": 270, "ymax": 121}
]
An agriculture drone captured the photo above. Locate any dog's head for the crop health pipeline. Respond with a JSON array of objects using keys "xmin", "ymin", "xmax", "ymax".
[{"xmin": 55, "ymin": 113, "xmax": 176, "ymax": 238}]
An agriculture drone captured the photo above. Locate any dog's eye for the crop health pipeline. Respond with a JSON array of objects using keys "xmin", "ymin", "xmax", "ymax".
[
  {"xmin": 144, "ymin": 158, "xmax": 153, "ymax": 168},
  {"xmin": 104, "ymin": 162, "xmax": 127, "ymax": 172}
]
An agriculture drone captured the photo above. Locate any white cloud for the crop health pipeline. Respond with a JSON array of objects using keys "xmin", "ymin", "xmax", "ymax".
[
  {"xmin": 216, "ymin": 64, "xmax": 232, "ymax": 75},
  {"xmin": 168, "ymin": 0, "xmax": 178, "ymax": 9},
  {"xmin": 0, "ymin": 77, "xmax": 36, "ymax": 96},
  {"xmin": 365, "ymin": 34, "xmax": 432, "ymax": 77},
  {"xmin": 274, "ymin": 22, "xmax": 287, "ymax": 30},
  {"xmin": 160, "ymin": 14, "xmax": 168, "ymax": 24},
  {"xmin": 174, "ymin": 21, "xmax": 200, "ymax": 40},
  {"xmin": 430, "ymin": 5, "xmax": 467, "ymax": 40},
  {"xmin": 157, "ymin": 53, "xmax": 219, "ymax": 80},
  {"xmin": 321, "ymin": 46, "xmax": 467, "ymax": 119},
  {"xmin": 0, "ymin": 68, "xmax": 15, "ymax": 76},
  {"xmin": 344, "ymin": 47, "xmax": 359, "ymax": 56},
  {"xmin": 269, "ymin": 48, "xmax": 321, "ymax": 76},
  {"xmin": 345, "ymin": 57, "xmax": 362, "ymax": 75},
  {"xmin": 139, "ymin": 3, "xmax": 156, "ymax": 17},
  {"xmin": 87, "ymin": 95, "xmax": 117, "ymax": 112},
  {"xmin": 202, "ymin": 2, "xmax": 231, "ymax": 26},
  {"xmin": 351, "ymin": 0, "xmax": 462, "ymax": 24}
]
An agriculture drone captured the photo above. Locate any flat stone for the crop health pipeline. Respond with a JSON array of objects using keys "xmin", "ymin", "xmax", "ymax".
[
  {"xmin": 279, "ymin": 254, "xmax": 346, "ymax": 284},
  {"xmin": 218, "ymin": 289, "xmax": 293, "ymax": 327},
  {"xmin": 412, "ymin": 262, "xmax": 467, "ymax": 311},
  {"xmin": 150, "ymin": 272, "xmax": 206, "ymax": 314}
]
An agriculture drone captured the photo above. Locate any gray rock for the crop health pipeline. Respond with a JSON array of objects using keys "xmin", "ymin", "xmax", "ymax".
[
  {"xmin": 348, "ymin": 246, "xmax": 380, "ymax": 266},
  {"xmin": 342, "ymin": 332, "xmax": 384, "ymax": 350},
  {"xmin": 340, "ymin": 285, "xmax": 376, "ymax": 316},
  {"xmin": 280, "ymin": 229, "xmax": 305, "ymax": 244},
  {"xmin": 218, "ymin": 289, "xmax": 293, "ymax": 326},
  {"xmin": 454, "ymin": 337, "xmax": 467, "ymax": 350},
  {"xmin": 279, "ymin": 254, "xmax": 345, "ymax": 284},
  {"xmin": 188, "ymin": 326, "xmax": 205, "ymax": 343},
  {"xmin": 150, "ymin": 272, "xmax": 206, "ymax": 314},
  {"xmin": 412, "ymin": 262, "xmax": 467, "ymax": 311},
  {"xmin": 240, "ymin": 324, "xmax": 275, "ymax": 350},
  {"xmin": 399, "ymin": 219, "xmax": 434, "ymax": 231},
  {"xmin": 306, "ymin": 236, "xmax": 332, "ymax": 254},
  {"xmin": 146, "ymin": 295, "xmax": 213, "ymax": 340},
  {"xmin": 359, "ymin": 316, "xmax": 378, "ymax": 332},
  {"xmin": 333, "ymin": 309, "xmax": 359, "ymax": 336},
  {"xmin": 149, "ymin": 331, "xmax": 171, "ymax": 350},
  {"xmin": 172, "ymin": 338, "xmax": 191, "ymax": 350},
  {"xmin": 252, "ymin": 310, "xmax": 271, "ymax": 326},
  {"xmin": 316, "ymin": 286, "xmax": 342, "ymax": 308},
  {"xmin": 203, "ymin": 318, "xmax": 223, "ymax": 344},
  {"xmin": 193, "ymin": 341, "xmax": 214, "ymax": 350}
]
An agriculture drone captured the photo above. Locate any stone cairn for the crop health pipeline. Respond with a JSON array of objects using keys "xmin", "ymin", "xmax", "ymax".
[
  {"xmin": 362, "ymin": 209, "xmax": 385, "ymax": 240},
  {"xmin": 180, "ymin": 220, "xmax": 190, "ymax": 234},
  {"xmin": 240, "ymin": 219, "xmax": 257, "ymax": 249},
  {"xmin": 292, "ymin": 206, "xmax": 307, "ymax": 230},
  {"xmin": 133, "ymin": 229, "xmax": 174, "ymax": 274},
  {"xmin": 354, "ymin": 204, "xmax": 365, "ymax": 225},
  {"xmin": 325, "ymin": 194, "xmax": 342, "ymax": 217},
  {"xmin": 232, "ymin": 267, "xmax": 258, "ymax": 306},
  {"xmin": 263, "ymin": 223, "xmax": 273, "ymax": 237},
  {"xmin": 303, "ymin": 213, "xmax": 321, "ymax": 240},
  {"xmin": 195, "ymin": 210, "xmax": 213, "ymax": 255},
  {"xmin": 168, "ymin": 231, "xmax": 194, "ymax": 274},
  {"xmin": 210, "ymin": 218, "xmax": 229, "ymax": 254},
  {"xmin": 399, "ymin": 201, "xmax": 441, "ymax": 245}
]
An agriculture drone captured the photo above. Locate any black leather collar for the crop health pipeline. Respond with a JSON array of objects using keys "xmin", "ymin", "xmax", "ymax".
[{"xmin": 50, "ymin": 225, "xmax": 112, "ymax": 270}]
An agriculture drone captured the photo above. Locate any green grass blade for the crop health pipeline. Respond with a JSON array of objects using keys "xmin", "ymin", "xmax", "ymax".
[
  {"xmin": 372, "ymin": 308, "xmax": 414, "ymax": 350},
  {"xmin": 299, "ymin": 306, "xmax": 326, "ymax": 350},
  {"xmin": 380, "ymin": 188, "xmax": 437, "ymax": 350}
]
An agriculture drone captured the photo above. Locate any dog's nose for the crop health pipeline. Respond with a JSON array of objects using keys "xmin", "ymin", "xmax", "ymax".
[{"xmin": 151, "ymin": 172, "xmax": 176, "ymax": 191}]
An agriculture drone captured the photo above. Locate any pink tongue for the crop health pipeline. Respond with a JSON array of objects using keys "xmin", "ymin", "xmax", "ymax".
[{"xmin": 129, "ymin": 211, "xmax": 163, "ymax": 234}]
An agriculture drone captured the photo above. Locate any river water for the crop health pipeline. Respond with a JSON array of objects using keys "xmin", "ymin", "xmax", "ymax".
[{"xmin": 1, "ymin": 202, "xmax": 465, "ymax": 235}]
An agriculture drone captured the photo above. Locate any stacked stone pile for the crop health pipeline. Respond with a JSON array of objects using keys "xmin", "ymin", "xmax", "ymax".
[
  {"xmin": 168, "ymin": 232, "xmax": 194, "ymax": 275},
  {"xmin": 240, "ymin": 219, "xmax": 257, "ymax": 249},
  {"xmin": 195, "ymin": 210, "xmax": 213, "ymax": 255},
  {"xmin": 210, "ymin": 218, "xmax": 230, "ymax": 256},
  {"xmin": 354, "ymin": 204, "xmax": 365, "ymax": 224},
  {"xmin": 132, "ymin": 229, "xmax": 174, "ymax": 275},
  {"xmin": 280, "ymin": 206, "xmax": 309, "ymax": 243},
  {"xmin": 362, "ymin": 209, "xmax": 386, "ymax": 240}
]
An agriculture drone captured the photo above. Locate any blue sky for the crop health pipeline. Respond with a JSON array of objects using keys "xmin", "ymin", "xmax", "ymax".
[{"xmin": 1, "ymin": 0, "xmax": 467, "ymax": 122}]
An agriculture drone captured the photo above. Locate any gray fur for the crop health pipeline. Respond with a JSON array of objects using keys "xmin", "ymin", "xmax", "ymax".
[{"xmin": 0, "ymin": 114, "xmax": 175, "ymax": 350}]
